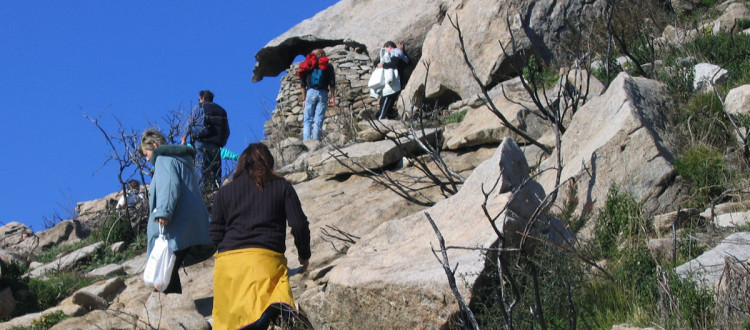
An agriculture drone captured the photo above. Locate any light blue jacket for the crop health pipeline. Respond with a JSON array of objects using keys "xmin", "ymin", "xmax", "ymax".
[{"xmin": 146, "ymin": 145, "xmax": 212, "ymax": 257}]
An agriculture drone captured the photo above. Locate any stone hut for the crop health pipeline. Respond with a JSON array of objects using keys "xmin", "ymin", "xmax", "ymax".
[{"xmin": 263, "ymin": 44, "xmax": 381, "ymax": 145}]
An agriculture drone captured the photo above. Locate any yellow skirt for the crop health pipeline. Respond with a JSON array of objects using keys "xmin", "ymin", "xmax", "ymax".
[{"xmin": 212, "ymin": 247, "xmax": 296, "ymax": 330}]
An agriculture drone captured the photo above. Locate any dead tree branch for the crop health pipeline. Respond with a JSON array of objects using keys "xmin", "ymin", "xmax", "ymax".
[
  {"xmin": 320, "ymin": 225, "xmax": 360, "ymax": 254},
  {"xmin": 425, "ymin": 211, "xmax": 480, "ymax": 330},
  {"xmin": 448, "ymin": 14, "xmax": 552, "ymax": 155}
]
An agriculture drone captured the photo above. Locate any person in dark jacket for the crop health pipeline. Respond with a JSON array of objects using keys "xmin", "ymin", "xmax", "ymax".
[
  {"xmin": 376, "ymin": 41, "xmax": 409, "ymax": 120},
  {"xmin": 181, "ymin": 89, "xmax": 230, "ymax": 192},
  {"xmin": 210, "ymin": 143, "xmax": 311, "ymax": 329},
  {"xmin": 140, "ymin": 129, "xmax": 212, "ymax": 294},
  {"xmin": 298, "ymin": 49, "xmax": 336, "ymax": 140}
]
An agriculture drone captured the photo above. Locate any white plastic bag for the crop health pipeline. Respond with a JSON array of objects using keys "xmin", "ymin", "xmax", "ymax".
[
  {"xmin": 368, "ymin": 67, "xmax": 385, "ymax": 89},
  {"xmin": 143, "ymin": 226, "xmax": 175, "ymax": 292},
  {"xmin": 382, "ymin": 68, "xmax": 401, "ymax": 96}
]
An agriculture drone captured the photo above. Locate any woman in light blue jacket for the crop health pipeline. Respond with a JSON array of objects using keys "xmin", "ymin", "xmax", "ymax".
[{"xmin": 140, "ymin": 129, "xmax": 212, "ymax": 294}]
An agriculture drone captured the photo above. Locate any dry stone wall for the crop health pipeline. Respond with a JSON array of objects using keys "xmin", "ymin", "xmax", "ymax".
[{"xmin": 264, "ymin": 44, "xmax": 380, "ymax": 143}]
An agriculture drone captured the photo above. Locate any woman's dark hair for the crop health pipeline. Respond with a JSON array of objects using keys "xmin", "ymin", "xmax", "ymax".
[{"xmin": 233, "ymin": 143, "xmax": 279, "ymax": 190}]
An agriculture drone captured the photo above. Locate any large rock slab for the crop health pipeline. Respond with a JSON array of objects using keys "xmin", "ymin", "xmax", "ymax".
[
  {"xmin": 28, "ymin": 242, "xmax": 103, "ymax": 279},
  {"xmin": 76, "ymin": 191, "xmax": 118, "ymax": 228},
  {"xmin": 670, "ymin": 0, "xmax": 700, "ymax": 14},
  {"xmin": 52, "ymin": 293, "xmax": 211, "ymax": 330},
  {"xmin": 725, "ymin": 84, "xmax": 750, "ymax": 115},
  {"xmin": 309, "ymin": 138, "xmax": 564, "ymax": 328},
  {"xmin": 652, "ymin": 208, "xmax": 701, "ymax": 236},
  {"xmin": 36, "ymin": 219, "xmax": 89, "ymax": 250},
  {"xmin": 701, "ymin": 200, "xmax": 750, "ymax": 219},
  {"xmin": 310, "ymin": 128, "xmax": 438, "ymax": 176},
  {"xmin": 0, "ymin": 248, "xmax": 25, "ymax": 267},
  {"xmin": 538, "ymin": 72, "xmax": 677, "ymax": 216},
  {"xmin": 252, "ymin": 0, "xmax": 449, "ymax": 81},
  {"xmin": 71, "ymin": 290, "xmax": 109, "ymax": 310},
  {"xmin": 288, "ymin": 165, "xmax": 442, "ymax": 276},
  {"xmin": 712, "ymin": 2, "xmax": 750, "ymax": 35},
  {"xmin": 0, "ymin": 305, "xmax": 84, "ymax": 329},
  {"xmin": 0, "ymin": 222, "xmax": 32, "ymax": 249},
  {"xmin": 58, "ymin": 258, "xmax": 215, "ymax": 329},
  {"xmin": 310, "ymin": 140, "xmax": 404, "ymax": 176},
  {"xmin": 87, "ymin": 263, "xmax": 126, "ymax": 278},
  {"xmin": 402, "ymin": 0, "xmax": 599, "ymax": 105},
  {"xmin": 676, "ymin": 232, "xmax": 750, "ymax": 288},
  {"xmin": 693, "ymin": 63, "xmax": 729, "ymax": 93},
  {"xmin": 442, "ymin": 77, "xmax": 544, "ymax": 150},
  {"xmin": 712, "ymin": 211, "xmax": 750, "ymax": 229}
]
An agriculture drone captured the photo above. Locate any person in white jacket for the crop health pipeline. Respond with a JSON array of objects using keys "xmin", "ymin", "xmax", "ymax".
[{"xmin": 376, "ymin": 41, "xmax": 409, "ymax": 120}]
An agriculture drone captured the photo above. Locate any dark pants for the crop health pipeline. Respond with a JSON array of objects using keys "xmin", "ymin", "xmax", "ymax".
[
  {"xmin": 195, "ymin": 142, "xmax": 222, "ymax": 192},
  {"xmin": 239, "ymin": 303, "xmax": 297, "ymax": 330},
  {"xmin": 163, "ymin": 249, "xmax": 189, "ymax": 294},
  {"xmin": 376, "ymin": 92, "xmax": 400, "ymax": 120}
]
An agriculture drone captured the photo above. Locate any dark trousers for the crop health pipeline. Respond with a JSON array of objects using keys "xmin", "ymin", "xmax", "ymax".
[
  {"xmin": 163, "ymin": 249, "xmax": 189, "ymax": 294},
  {"xmin": 195, "ymin": 142, "xmax": 222, "ymax": 192},
  {"xmin": 376, "ymin": 92, "xmax": 400, "ymax": 120}
]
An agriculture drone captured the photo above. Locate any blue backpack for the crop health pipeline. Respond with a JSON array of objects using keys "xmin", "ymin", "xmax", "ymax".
[{"xmin": 310, "ymin": 68, "xmax": 324, "ymax": 89}]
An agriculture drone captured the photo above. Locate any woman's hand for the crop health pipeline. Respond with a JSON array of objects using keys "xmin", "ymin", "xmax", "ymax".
[
  {"xmin": 299, "ymin": 258, "xmax": 309, "ymax": 272},
  {"xmin": 155, "ymin": 217, "xmax": 169, "ymax": 226}
]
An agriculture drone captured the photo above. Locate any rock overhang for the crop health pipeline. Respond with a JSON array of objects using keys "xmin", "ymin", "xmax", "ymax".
[{"xmin": 252, "ymin": 37, "xmax": 367, "ymax": 82}]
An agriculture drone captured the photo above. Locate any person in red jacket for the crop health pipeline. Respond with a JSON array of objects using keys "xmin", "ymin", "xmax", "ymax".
[{"xmin": 298, "ymin": 49, "xmax": 336, "ymax": 140}]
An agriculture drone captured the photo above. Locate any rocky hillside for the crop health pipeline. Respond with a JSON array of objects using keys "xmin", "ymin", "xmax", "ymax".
[{"xmin": 3, "ymin": 0, "xmax": 750, "ymax": 328}]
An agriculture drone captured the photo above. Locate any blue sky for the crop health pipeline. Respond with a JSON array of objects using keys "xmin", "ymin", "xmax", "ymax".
[{"xmin": 0, "ymin": 1, "xmax": 338, "ymax": 232}]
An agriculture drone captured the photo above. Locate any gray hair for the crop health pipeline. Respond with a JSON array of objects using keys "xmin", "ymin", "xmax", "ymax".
[{"xmin": 139, "ymin": 129, "xmax": 167, "ymax": 155}]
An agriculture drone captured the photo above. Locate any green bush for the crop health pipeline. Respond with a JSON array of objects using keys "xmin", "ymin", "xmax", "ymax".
[
  {"xmin": 86, "ymin": 233, "xmax": 146, "ymax": 271},
  {"xmin": 666, "ymin": 271, "xmax": 715, "ymax": 328},
  {"xmin": 593, "ymin": 186, "xmax": 646, "ymax": 260},
  {"xmin": 657, "ymin": 57, "xmax": 694, "ymax": 103},
  {"xmin": 674, "ymin": 145, "xmax": 730, "ymax": 207},
  {"xmin": 26, "ymin": 271, "xmax": 93, "ymax": 313},
  {"xmin": 737, "ymin": 18, "xmax": 750, "ymax": 31},
  {"xmin": 0, "ymin": 262, "xmax": 29, "ymax": 322},
  {"xmin": 523, "ymin": 55, "xmax": 559, "ymax": 89},
  {"xmin": 33, "ymin": 241, "xmax": 88, "ymax": 265},
  {"xmin": 442, "ymin": 109, "xmax": 467, "ymax": 125},
  {"xmin": 4, "ymin": 269, "xmax": 94, "ymax": 319},
  {"xmin": 687, "ymin": 33, "xmax": 750, "ymax": 86},
  {"xmin": 30, "ymin": 310, "xmax": 69, "ymax": 329},
  {"xmin": 90, "ymin": 213, "xmax": 135, "ymax": 245},
  {"xmin": 591, "ymin": 56, "xmax": 623, "ymax": 84},
  {"xmin": 611, "ymin": 244, "xmax": 659, "ymax": 305},
  {"xmin": 469, "ymin": 245, "xmax": 585, "ymax": 329},
  {"xmin": 679, "ymin": 93, "xmax": 735, "ymax": 149},
  {"xmin": 674, "ymin": 228, "xmax": 707, "ymax": 265},
  {"xmin": 554, "ymin": 182, "xmax": 591, "ymax": 234}
]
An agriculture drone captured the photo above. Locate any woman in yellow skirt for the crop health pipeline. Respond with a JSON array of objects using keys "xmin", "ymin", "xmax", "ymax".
[{"xmin": 210, "ymin": 143, "xmax": 311, "ymax": 330}]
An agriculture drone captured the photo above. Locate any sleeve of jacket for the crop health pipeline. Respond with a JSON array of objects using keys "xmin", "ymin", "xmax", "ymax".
[
  {"xmin": 151, "ymin": 157, "xmax": 182, "ymax": 220},
  {"xmin": 300, "ymin": 73, "xmax": 308, "ymax": 89},
  {"xmin": 220, "ymin": 148, "xmax": 239, "ymax": 161},
  {"xmin": 327, "ymin": 66, "xmax": 336, "ymax": 89},
  {"xmin": 193, "ymin": 106, "xmax": 213, "ymax": 140},
  {"xmin": 209, "ymin": 190, "xmax": 226, "ymax": 248},
  {"xmin": 221, "ymin": 114, "xmax": 230, "ymax": 147},
  {"xmin": 284, "ymin": 181, "xmax": 311, "ymax": 260}
]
